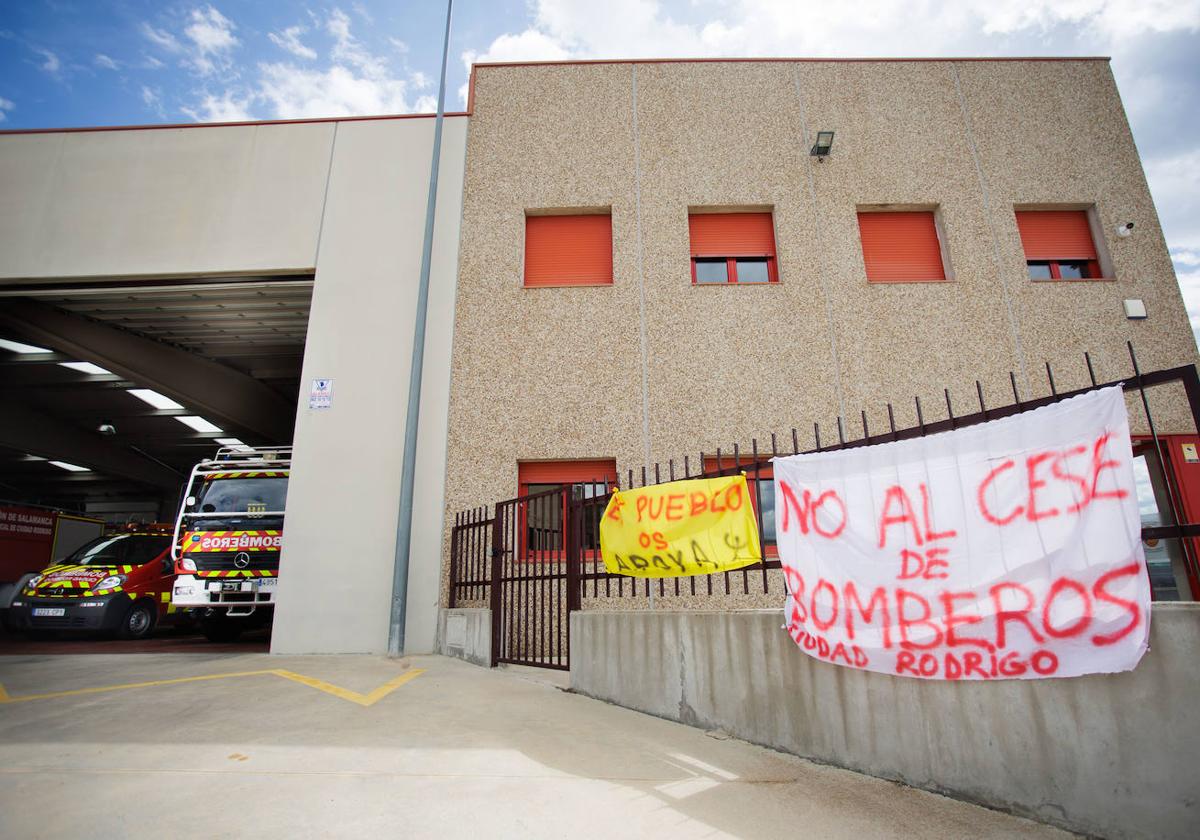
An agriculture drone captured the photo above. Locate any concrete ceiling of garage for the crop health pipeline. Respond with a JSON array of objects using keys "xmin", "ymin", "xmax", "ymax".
[{"xmin": 0, "ymin": 276, "xmax": 312, "ymax": 511}]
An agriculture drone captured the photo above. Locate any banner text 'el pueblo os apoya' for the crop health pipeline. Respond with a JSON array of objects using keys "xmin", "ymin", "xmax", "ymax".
[{"xmin": 600, "ymin": 474, "xmax": 762, "ymax": 578}]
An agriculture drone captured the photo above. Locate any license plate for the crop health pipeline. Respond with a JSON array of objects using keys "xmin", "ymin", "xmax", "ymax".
[
  {"xmin": 33, "ymin": 607, "xmax": 65, "ymax": 617},
  {"xmin": 257, "ymin": 578, "xmax": 277, "ymax": 588}
]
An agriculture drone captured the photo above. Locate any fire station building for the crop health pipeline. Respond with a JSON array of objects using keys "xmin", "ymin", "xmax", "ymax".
[{"xmin": 1, "ymin": 58, "xmax": 1197, "ymax": 657}]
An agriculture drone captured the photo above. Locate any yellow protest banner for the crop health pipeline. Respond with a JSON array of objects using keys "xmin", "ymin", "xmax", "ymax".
[{"xmin": 599, "ymin": 474, "xmax": 762, "ymax": 578}]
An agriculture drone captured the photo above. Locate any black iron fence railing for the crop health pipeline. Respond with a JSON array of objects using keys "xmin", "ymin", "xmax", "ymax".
[{"xmin": 449, "ymin": 344, "xmax": 1200, "ymax": 668}]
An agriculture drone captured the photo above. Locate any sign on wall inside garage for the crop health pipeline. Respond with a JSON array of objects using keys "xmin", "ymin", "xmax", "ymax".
[
  {"xmin": 309, "ymin": 378, "xmax": 334, "ymax": 410},
  {"xmin": 773, "ymin": 386, "xmax": 1150, "ymax": 681}
]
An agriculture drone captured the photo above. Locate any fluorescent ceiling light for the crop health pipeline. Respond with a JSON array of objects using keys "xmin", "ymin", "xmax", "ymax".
[
  {"xmin": 176, "ymin": 416, "xmax": 224, "ymax": 434},
  {"xmin": 216, "ymin": 437, "xmax": 253, "ymax": 452},
  {"xmin": 49, "ymin": 460, "xmax": 90, "ymax": 472},
  {"xmin": 0, "ymin": 338, "xmax": 52, "ymax": 354},
  {"xmin": 59, "ymin": 361, "xmax": 112, "ymax": 375},
  {"xmin": 127, "ymin": 388, "xmax": 184, "ymax": 410},
  {"xmin": 23, "ymin": 454, "xmax": 47, "ymax": 461}
]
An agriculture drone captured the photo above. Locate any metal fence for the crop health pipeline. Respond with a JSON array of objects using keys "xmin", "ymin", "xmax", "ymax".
[{"xmin": 450, "ymin": 344, "xmax": 1200, "ymax": 669}]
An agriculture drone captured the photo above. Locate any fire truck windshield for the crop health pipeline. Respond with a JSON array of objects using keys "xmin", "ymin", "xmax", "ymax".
[{"xmin": 187, "ymin": 477, "xmax": 289, "ymax": 529}]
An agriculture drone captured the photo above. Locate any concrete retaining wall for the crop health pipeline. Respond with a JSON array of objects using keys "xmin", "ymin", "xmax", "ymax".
[
  {"xmin": 438, "ymin": 608, "xmax": 491, "ymax": 667},
  {"xmin": 570, "ymin": 605, "xmax": 1200, "ymax": 839}
]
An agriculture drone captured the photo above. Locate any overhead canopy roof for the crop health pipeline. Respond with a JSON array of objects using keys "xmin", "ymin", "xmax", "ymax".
[{"xmin": 0, "ymin": 276, "xmax": 312, "ymax": 511}]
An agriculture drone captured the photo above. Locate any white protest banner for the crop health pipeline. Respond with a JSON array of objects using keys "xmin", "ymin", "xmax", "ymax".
[{"xmin": 773, "ymin": 386, "xmax": 1150, "ymax": 680}]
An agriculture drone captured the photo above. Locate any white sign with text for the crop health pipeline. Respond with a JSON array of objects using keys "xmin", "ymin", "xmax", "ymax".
[{"xmin": 773, "ymin": 386, "xmax": 1149, "ymax": 680}]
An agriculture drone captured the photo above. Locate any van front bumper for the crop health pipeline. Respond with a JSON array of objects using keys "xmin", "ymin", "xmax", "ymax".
[{"xmin": 8, "ymin": 594, "xmax": 129, "ymax": 632}]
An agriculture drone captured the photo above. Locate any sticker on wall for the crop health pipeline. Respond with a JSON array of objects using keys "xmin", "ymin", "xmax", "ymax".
[
  {"xmin": 309, "ymin": 378, "xmax": 334, "ymax": 410},
  {"xmin": 1182, "ymin": 442, "xmax": 1198, "ymax": 463}
]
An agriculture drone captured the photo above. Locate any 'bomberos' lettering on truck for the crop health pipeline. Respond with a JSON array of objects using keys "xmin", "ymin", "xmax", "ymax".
[
  {"xmin": 194, "ymin": 533, "xmax": 284, "ymax": 551},
  {"xmin": 170, "ymin": 446, "xmax": 290, "ymax": 643}
]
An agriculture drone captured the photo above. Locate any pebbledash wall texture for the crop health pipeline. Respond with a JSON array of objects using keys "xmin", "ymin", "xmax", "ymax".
[{"xmin": 441, "ymin": 58, "xmax": 1199, "ymax": 603}]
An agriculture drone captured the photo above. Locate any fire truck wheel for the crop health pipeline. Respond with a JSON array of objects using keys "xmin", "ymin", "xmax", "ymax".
[
  {"xmin": 119, "ymin": 600, "xmax": 157, "ymax": 640},
  {"xmin": 201, "ymin": 618, "xmax": 243, "ymax": 643}
]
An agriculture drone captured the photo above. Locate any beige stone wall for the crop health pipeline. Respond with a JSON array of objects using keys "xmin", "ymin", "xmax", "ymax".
[{"xmin": 443, "ymin": 59, "xmax": 1199, "ymax": 604}]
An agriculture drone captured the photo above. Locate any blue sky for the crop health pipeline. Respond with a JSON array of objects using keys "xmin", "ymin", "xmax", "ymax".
[{"xmin": 1, "ymin": 0, "xmax": 1198, "ymax": 340}]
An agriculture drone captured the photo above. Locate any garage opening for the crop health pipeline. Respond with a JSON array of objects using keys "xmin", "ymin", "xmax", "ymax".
[{"xmin": 0, "ymin": 275, "xmax": 312, "ymax": 652}]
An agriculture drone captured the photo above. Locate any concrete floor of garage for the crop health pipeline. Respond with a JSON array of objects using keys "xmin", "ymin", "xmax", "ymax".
[{"xmin": 0, "ymin": 653, "xmax": 1072, "ymax": 839}]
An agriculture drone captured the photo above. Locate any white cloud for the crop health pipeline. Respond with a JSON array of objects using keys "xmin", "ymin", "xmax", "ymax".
[
  {"xmin": 183, "ymin": 5, "xmax": 239, "ymax": 76},
  {"xmin": 95, "ymin": 53, "xmax": 119, "ymax": 71},
  {"xmin": 34, "ymin": 47, "xmax": 61, "ymax": 76},
  {"xmin": 141, "ymin": 85, "xmax": 167, "ymax": 118},
  {"xmin": 1145, "ymin": 149, "xmax": 1200, "ymax": 252},
  {"xmin": 141, "ymin": 5, "xmax": 239, "ymax": 76},
  {"xmin": 181, "ymin": 90, "xmax": 253, "ymax": 122},
  {"xmin": 256, "ymin": 63, "xmax": 407, "ymax": 118},
  {"xmin": 268, "ymin": 25, "xmax": 317, "ymax": 60},
  {"xmin": 180, "ymin": 8, "xmax": 429, "ymax": 122},
  {"xmin": 458, "ymin": 29, "xmax": 572, "ymax": 104},
  {"xmin": 0, "ymin": 97, "xmax": 14, "ymax": 122},
  {"xmin": 140, "ymin": 22, "xmax": 181, "ymax": 53}
]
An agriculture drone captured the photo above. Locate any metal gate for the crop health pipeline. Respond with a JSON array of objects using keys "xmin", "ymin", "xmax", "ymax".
[{"xmin": 489, "ymin": 487, "xmax": 576, "ymax": 669}]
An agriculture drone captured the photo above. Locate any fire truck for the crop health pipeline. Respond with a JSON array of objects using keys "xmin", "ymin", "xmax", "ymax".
[{"xmin": 171, "ymin": 446, "xmax": 289, "ymax": 642}]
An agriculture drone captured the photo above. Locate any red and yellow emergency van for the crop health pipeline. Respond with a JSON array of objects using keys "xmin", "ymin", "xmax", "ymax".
[
  {"xmin": 8, "ymin": 524, "xmax": 181, "ymax": 638},
  {"xmin": 171, "ymin": 446, "xmax": 289, "ymax": 642}
]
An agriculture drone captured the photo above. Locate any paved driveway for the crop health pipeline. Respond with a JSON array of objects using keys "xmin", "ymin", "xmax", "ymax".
[{"xmin": 0, "ymin": 653, "xmax": 1070, "ymax": 838}]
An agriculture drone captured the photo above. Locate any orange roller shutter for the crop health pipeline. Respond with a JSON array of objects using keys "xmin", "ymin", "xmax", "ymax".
[
  {"xmin": 1015, "ymin": 211, "xmax": 1098, "ymax": 260},
  {"xmin": 524, "ymin": 215, "xmax": 613, "ymax": 287},
  {"xmin": 519, "ymin": 460, "xmax": 618, "ymax": 487},
  {"xmin": 857, "ymin": 211, "xmax": 947, "ymax": 282},
  {"xmin": 689, "ymin": 213, "xmax": 776, "ymax": 256}
]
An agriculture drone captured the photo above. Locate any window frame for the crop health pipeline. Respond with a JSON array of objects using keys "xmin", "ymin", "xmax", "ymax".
[
  {"xmin": 687, "ymin": 210, "xmax": 780, "ymax": 286},
  {"xmin": 1014, "ymin": 205, "xmax": 1113, "ymax": 282},
  {"xmin": 517, "ymin": 460, "xmax": 617, "ymax": 564},
  {"xmin": 690, "ymin": 255, "xmax": 779, "ymax": 285},
  {"xmin": 1026, "ymin": 259, "xmax": 1102, "ymax": 281}
]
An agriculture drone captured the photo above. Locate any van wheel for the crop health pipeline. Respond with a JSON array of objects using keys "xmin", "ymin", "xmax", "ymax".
[
  {"xmin": 120, "ymin": 601, "xmax": 157, "ymax": 640},
  {"xmin": 201, "ymin": 618, "xmax": 243, "ymax": 643}
]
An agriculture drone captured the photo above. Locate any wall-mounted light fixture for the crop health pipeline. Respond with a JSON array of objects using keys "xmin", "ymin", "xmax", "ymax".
[{"xmin": 810, "ymin": 130, "xmax": 834, "ymax": 161}]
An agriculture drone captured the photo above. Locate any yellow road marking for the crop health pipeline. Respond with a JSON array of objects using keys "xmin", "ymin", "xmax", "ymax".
[{"xmin": 0, "ymin": 668, "xmax": 425, "ymax": 707}]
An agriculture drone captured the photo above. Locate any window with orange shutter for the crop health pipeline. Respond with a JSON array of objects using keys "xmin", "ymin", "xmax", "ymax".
[
  {"xmin": 857, "ymin": 211, "xmax": 948, "ymax": 282},
  {"xmin": 1015, "ymin": 210, "xmax": 1101, "ymax": 280},
  {"xmin": 688, "ymin": 212, "xmax": 778, "ymax": 284},
  {"xmin": 524, "ymin": 214, "xmax": 613, "ymax": 287},
  {"xmin": 518, "ymin": 460, "xmax": 617, "ymax": 562}
]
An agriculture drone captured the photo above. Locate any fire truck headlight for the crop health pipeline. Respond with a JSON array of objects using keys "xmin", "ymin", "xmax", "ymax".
[
  {"xmin": 96, "ymin": 575, "xmax": 126, "ymax": 590},
  {"xmin": 26, "ymin": 575, "xmax": 43, "ymax": 589},
  {"xmin": 180, "ymin": 557, "xmax": 197, "ymax": 572}
]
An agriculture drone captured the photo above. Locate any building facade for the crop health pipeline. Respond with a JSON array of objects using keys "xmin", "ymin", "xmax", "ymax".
[{"xmin": 441, "ymin": 58, "xmax": 1199, "ymax": 605}]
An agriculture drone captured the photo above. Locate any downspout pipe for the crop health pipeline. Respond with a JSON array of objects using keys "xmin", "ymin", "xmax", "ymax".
[{"xmin": 388, "ymin": 0, "xmax": 454, "ymax": 656}]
